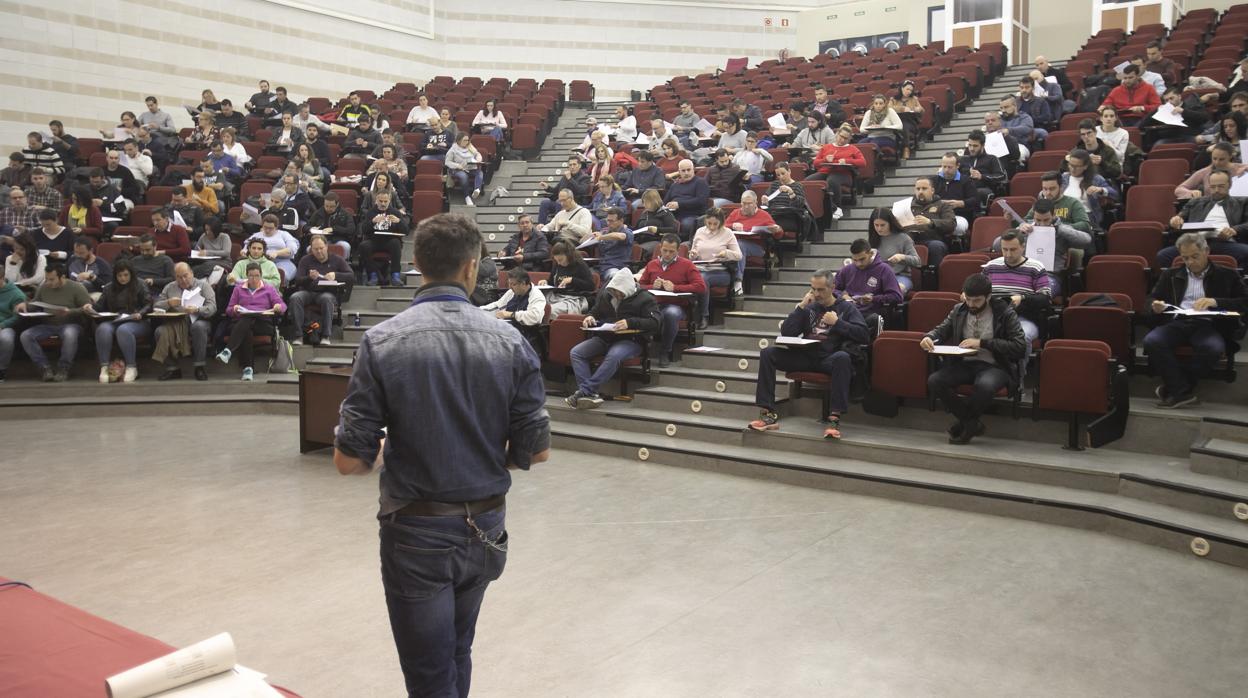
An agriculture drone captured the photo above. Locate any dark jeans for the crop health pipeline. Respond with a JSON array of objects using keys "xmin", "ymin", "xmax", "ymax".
[
  {"xmin": 927, "ymin": 359, "xmax": 1010, "ymax": 423},
  {"xmin": 290, "ymin": 290, "xmax": 338, "ymax": 336},
  {"xmin": 1156, "ymin": 240, "xmax": 1248, "ymax": 270},
  {"xmin": 755, "ymin": 346, "xmax": 852, "ymax": 415},
  {"xmin": 225, "ymin": 316, "xmax": 276, "ymax": 369},
  {"xmin": 1143, "ymin": 319, "xmax": 1226, "ymax": 396},
  {"xmin": 571, "ymin": 336, "xmax": 643, "ymax": 395},
  {"xmin": 361, "ymin": 236, "xmax": 404, "ymax": 276},
  {"xmin": 381, "ymin": 506, "xmax": 507, "ymax": 698},
  {"xmin": 538, "ymin": 198, "xmax": 559, "ymax": 224},
  {"xmin": 805, "ymin": 171, "xmax": 852, "ymax": 207},
  {"xmin": 920, "ymin": 239, "xmax": 948, "ymax": 269},
  {"xmin": 658, "ymin": 303, "xmax": 686, "ymax": 356}
]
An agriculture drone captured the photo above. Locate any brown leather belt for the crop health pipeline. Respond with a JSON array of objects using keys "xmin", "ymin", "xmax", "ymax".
[{"xmin": 396, "ymin": 494, "xmax": 505, "ymax": 517}]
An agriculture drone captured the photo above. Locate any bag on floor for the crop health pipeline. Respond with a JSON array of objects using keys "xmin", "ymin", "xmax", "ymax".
[{"xmin": 269, "ymin": 336, "xmax": 297, "ymax": 374}]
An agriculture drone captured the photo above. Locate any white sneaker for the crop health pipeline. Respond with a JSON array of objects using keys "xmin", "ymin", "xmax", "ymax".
[
  {"xmin": 292, "ymin": 337, "xmax": 303, "ymax": 346},
  {"xmin": 464, "ymin": 196, "xmax": 475, "ymax": 207},
  {"xmin": 123, "ymin": 367, "xmax": 138, "ymax": 383},
  {"xmin": 320, "ymin": 338, "xmax": 332, "ymax": 345},
  {"xmin": 832, "ymin": 207, "xmax": 844, "ymax": 221},
  {"xmin": 99, "ymin": 365, "xmax": 110, "ymax": 383},
  {"xmin": 733, "ymin": 281, "xmax": 744, "ymax": 296}
]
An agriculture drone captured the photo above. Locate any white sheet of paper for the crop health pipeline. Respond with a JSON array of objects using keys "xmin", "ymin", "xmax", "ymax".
[
  {"xmin": 575, "ymin": 237, "xmax": 599, "ymax": 250},
  {"xmin": 1231, "ymin": 172, "xmax": 1248, "ymax": 196},
  {"xmin": 585, "ymin": 324, "xmax": 622, "ymax": 332},
  {"xmin": 106, "ymin": 632, "xmax": 237, "ymax": 698},
  {"xmin": 190, "ymin": 251, "xmax": 220, "ymax": 259},
  {"xmin": 1025, "ymin": 225, "xmax": 1057, "ymax": 271},
  {"xmin": 317, "ymin": 279, "xmax": 343, "ymax": 286},
  {"xmin": 237, "ymin": 308, "xmax": 274, "ymax": 315},
  {"xmin": 775, "ymin": 336, "xmax": 820, "ymax": 346},
  {"xmin": 101, "ymin": 216, "xmax": 123, "ymax": 223},
  {"xmin": 695, "ymin": 118, "xmax": 717, "ymax": 137},
  {"xmin": 207, "ymin": 266, "xmax": 225, "ymax": 286},
  {"xmin": 984, "ymin": 131, "xmax": 1010, "ymax": 158},
  {"xmin": 635, "ymin": 132, "xmax": 651, "ymax": 146},
  {"xmin": 997, "ymin": 199, "xmax": 1025, "ymax": 225},
  {"xmin": 892, "ymin": 197, "xmax": 916, "ymax": 228},
  {"xmin": 1113, "ymin": 61, "xmax": 1131, "ymax": 74},
  {"xmin": 89, "ymin": 311, "xmax": 120, "ymax": 318},
  {"xmin": 1152, "ymin": 102, "xmax": 1186, "ymax": 127},
  {"xmin": 181, "ymin": 288, "xmax": 204, "ymax": 306},
  {"xmin": 682, "ymin": 346, "xmax": 723, "ymax": 353},
  {"xmin": 1242, "ymin": 140, "xmax": 1248, "ymax": 164},
  {"xmin": 113, "ymin": 127, "xmax": 130, "ymax": 139},
  {"xmin": 241, "ymin": 204, "xmax": 262, "ymax": 225},
  {"xmin": 1181, "ymin": 221, "xmax": 1219, "ymax": 231},
  {"xmin": 1044, "ymin": 75, "xmax": 1059, "ymax": 85},
  {"xmin": 18, "ymin": 311, "xmax": 52, "ymax": 317},
  {"xmin": 648, "ymin": 289, "xmax": 692, "ymax": 297},
  {"xmin": 766, "ymin": 113, "xmax": 787, "ymax": 131},
  {"xmin": 929, "ymin": 345, "xmax": 977, "ymax": 356}
]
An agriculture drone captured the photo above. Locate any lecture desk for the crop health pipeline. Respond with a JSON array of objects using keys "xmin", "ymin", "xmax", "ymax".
[
  {"xmin": 0, "ymin": 577, "xmax": 302, "ymax": 697},
  {"xmin": 298, "ymin": 365, "xmax": 353, "ymax": 453}
]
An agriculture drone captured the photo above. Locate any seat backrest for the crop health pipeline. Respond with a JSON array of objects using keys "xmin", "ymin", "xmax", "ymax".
[
  {"xmin": 1138, "ymin": 158, "xmax": 1189, "ymax": 187},
  {"xmin": 988, "ymin": 195, "xmax": 1035, "ymax": 218},
  {"xmin": 969, "ymin": 217, "xmax": 1010, "ymax": 252},
  {"xmin": 1125, "ymin": 184, "xmax": 1179, "ymax": 226},
  {"xmin": 547, "ymin": 314, "xmax": 586, "ymax": 367},
  {"xmin": 937, "ymin": 254, "xmax": 990, "ymax": 294},
  {"xmin": 1085, "ymin": 255, "xmax": 1149, "ymax": 310},
  {"xmin": 871, "ymin": 331, "xmax": 930, "ymax": 399},
  {"xmin": 1069, "ymin": 291, "xmax": 1133, "ymax": 312},
  {"xmin": 1060, "ymin": 306, "xmax": 1131, "ymax": 361},
  {"xmin": 1037, "ymin": 340, "xmax": 1112, "ymax": 414},
  {"xmin": 1027, "ymin": 150, "xmax": 1068, "ymax": 174},
  {"xmin": 1106, "ymin": 221, "xmax": 1163, "ymax": 264},
  {"xmin": 907, "ymin": 291, "xmax": 960, "ymax": 332},
  {"xmin": 1009, "ymin": 172, "xmax": 1046, "ymax": 198}
]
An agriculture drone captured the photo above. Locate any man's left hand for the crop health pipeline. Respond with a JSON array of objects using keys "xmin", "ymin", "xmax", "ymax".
[
  {"xmin": 821, "ymin": 311, "xmax": 838, "ymax": 326},
  {"xmin": 1193, "ymin": 298, "xmax": 1218, "ymax": 311},
  {"xmin": 959, "ymin": 338, "xmax": 982, "ymax": 349},
  {"xmin": 614, "ymin": 320, "xmax": 629, "ymax": 331}
]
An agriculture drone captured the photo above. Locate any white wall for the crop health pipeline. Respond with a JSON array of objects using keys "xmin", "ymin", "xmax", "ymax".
[{"xmin": 796, "ymin": 0, "xmax": 939, "ymax": 59}]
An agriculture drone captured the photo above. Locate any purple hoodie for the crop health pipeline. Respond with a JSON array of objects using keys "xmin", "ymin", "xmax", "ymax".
[
  {"xmin": 833, "ymin": 252, "xmax": 902, "ymax": 315},
  {"xmin": 226, "ymin": 281, "xmax": 286, "ymax": 317}
]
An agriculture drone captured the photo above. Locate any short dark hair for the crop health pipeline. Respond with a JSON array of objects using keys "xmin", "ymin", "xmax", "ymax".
[
  {"xmin": 261, "ymin": 213, "xmax": 280, "ymax": 225},
  {"xmin": 74, "ymin": 236, "xmax": 95, "ymax": 250},
  {"xmin": 1032, "ymin": 197, "xmax": 1056, "ymax": 215},
  {"xmin": 636, "ymin": 150, "xmax": 654, "ymax": 162},
  {"xmin": 942, "ymin": 151, "xmax": 959, "ymax": 160},
  {"xmin": 1122, "ymin": 64, "xmax": 1140, "ymax": 76},
  {"xmin": 27, "ymin": 131, "xmax": 43, "ymax": 142},
  {"xmin": 276, "ymin": 86, "xmax": 287, "ymax": 94},
  {"xmin": 605, "ymin": 207, "xmax": 625, "ymax": 220},
  {"xmin": 8, "ymin": 151, "xmax": 23, "ymax": 162},
  {"xmin": 45, "ymin": 262, "xmax": 68, "ymax": 279},
  {"xmin": 1068, "ymin": 149, "xmax": 1091, "ymax": 166},
  {"xmin": 1230, "ymin": 91, "xmax": 1248, "ymax": 104},
  {"xmin": 704, "ymin": 208, "xmax": 726, "ymax": 224},
  {"xmin": 248, "ymin": 238, "xmax": 266, "ymax": 249},
  {"xmin": 1041, "ymin": 170, "xmax": 1062, "ymax": 184},
  {"xmin": 963, "ymin": 273, "xmax": 992, "ymax": 298},
  {"xmin": 1212, "ymin": 141, "xmax": 1236, "ymax": 156},
  {"xmin": 324, "ymin": 191, "xmax": 340, "ymax": 204},
  {"xmin": 1077, "ymin": 118, "xmax": 1097, "ymax": 131},
  {"xmin": 145, "ymin": 95, "xmax": 157, "ymax": 103},
  {"xmin": 220, "ymin": 98, "xmax": 233, "ymax": 107},
  {"xmin": 245, "ymin": 262, "xmax": 263, "ymax": 275},
  {"xmin": 139, "ymin": 233, "xmax": 156, "ymax": 245},
  {"xmin": 506, "ymin": 267, "xmax": 531, "ymax": 285},
  {"xmin": 88, "ymin": 167, "xmax": 105, "ymax": 178},
  {"xmin": 414, "ymin": 213, "xmax": 483, "ymax": 281},
  {"xmin": 713, "ymin": 148, "xmax": 728, "ymax": 159},
  {"xmin": 1000, "ymin": 230, "xmax": 1023, "ymax": 244},
  {"xmin": 850, "ymin": 238, "xmax": 871, "ymax": 255},
  {"xmin": 151, "ymin": 207, "xmax": 168, "ymax": 220},
  {"xmin": 37, "ymin": 209, "xmax": 57, "ymax": 222},
  {"xmin": 1146, "ymin": 40, "xmax": 1161, "ymax": 50},
  {"xmin": 659, "ymin": 233, "xmax": 680, "ymax": 247},
  {"xmin": 48, "ymin": 119, "xmax": 63, "ymax": 129},
  {"xmin": 967, "ymin": 129, "xmax": 985, "ymax": 144}
]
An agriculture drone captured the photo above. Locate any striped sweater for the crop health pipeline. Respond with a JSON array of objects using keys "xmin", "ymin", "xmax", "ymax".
[{"xmin": 982, "ymin": 257, "xmax": 1050, "ymax": 298}]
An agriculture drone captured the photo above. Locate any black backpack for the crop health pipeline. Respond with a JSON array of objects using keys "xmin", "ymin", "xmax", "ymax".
[{"xmin": 1077, "ymin": 85, "xmax": 1112, "ymax": 114}]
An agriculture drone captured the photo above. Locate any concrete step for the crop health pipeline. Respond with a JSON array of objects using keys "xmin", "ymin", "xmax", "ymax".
[
  {"xmin": 676, "ymin": 346, "xmax": 762, "ymax": 373},
  {"xmin": 1191, "ymin": 435, "xmax": 1248, "ymax": 483},
  {"xmin": 550, "ymin": 423, "xmax": 1248, "ymax": 568},
  {"xmin": 699, "ymin": 327, "xmax": 779, "ymax": 352},
  {"xmin": 630, "ymin": 385, "xmax": 780, "ymax": 421},
  {"xmin": 722, "ymin": 311, "xmax": 789, "ymax": 333},
  {"xmin": 653, "ymin": 365, "xmax": 782, "ymax": 395}
]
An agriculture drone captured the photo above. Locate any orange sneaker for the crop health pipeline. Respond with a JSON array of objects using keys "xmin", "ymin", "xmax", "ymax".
[{"xmin": 748, "ymin": 410, "xmax": 780, "ymax": 431}]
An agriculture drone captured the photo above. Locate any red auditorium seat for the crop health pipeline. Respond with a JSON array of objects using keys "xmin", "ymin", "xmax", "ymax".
[
  {"xmin": 1124, "ymin": 184, "xmax": 1179, "ymax": 227},
  {"xmin": 1105, "ymin": 221, "xmax": 1164, "ymax": 267},
  {"xmin": 937, "ymin": 254, "xmax": 990, "ymax": 294},
  {"xmin": 1063, "ymin": 293, "xmax": 1134, "ymax": 365},
  {"xmin": 1084, "ymin": 255, "xmax": 1150, "ymax": 311},
  {"xmin": 969, "ymin": 217, "xmax": 1010, "ymax": 253},
  {"xmin": 1035, "ymin": 339, "xmax": 1118, "ymax": 450},
  {"xmin": 863, "ymin": 330, "xmax": 929, "ymax": 417},
  {"xmin": 906, "ymin": 291, "xmax": 961, "ymax": 332}
]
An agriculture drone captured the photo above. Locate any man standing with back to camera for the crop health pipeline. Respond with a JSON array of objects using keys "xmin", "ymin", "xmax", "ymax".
[{"xmin": 334, "ymin": 213, "xmax": 550, "ymax": 698}]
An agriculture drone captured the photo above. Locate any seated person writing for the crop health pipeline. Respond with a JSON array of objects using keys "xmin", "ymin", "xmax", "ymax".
[
  {"xmin": 498, "ymin": 214, "xmax": 550, "ymax": 272},
  {"xmin": 153, "ymin": 262, "xmax": 217, "ymax": 381},
  {"xmin": 585, "ymin": 207, "xmax": 633, "ymax": 282},
  {"xmin": 749, "ymin": 268, "xmax": 869, "ymax": 440},
  {"xmin": 481, "ymin": 268, "xmax": 548, "ymax": 352},
  {"xmin": 1159, "ymin": 170, "xmax": 1248, "ymax": 270},
  {"xmin": 637, "ymin": 233, "xmax": 707, "ymax": 366},
  {"xmin": 19, "ymin": 263, "xmax": 91, "ymax": 382},
  {"xmin": 832, "ymin": 238, "xmax": 903, "ymax": 323},
  {"xmin": 87, "ymin": 258, "xmax": 151, "ymax": 383},
  {"xmin": 921, "ymin": 273, "xmax": 1027, "ymax": 445},
  {"xmin": 289, "ymin": 235, "xmax": 354, "ymax": 345},
  {"xmin": 1144, "ymin": 233, "xmax": 1247, "ymax": 408},
  {"xmin": 566, "ymin": 272, "xmax": 659, "ymax": 409},
  {"xmin": 690, "ymin": 208, "xmax": 742, "ymax": 321},
  {"xmin": 216, "ymin": 262, "xmax": 286, "ymax": 381},
  {"xmin": 228, "ymin": 238, "xmax": 281, "ymax": 289}
]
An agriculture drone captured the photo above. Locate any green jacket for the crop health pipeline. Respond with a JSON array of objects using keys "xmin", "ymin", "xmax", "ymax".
[
  {"xmin": 0, "ymin": 282, "xmax": 25, "ymax": 329},
  {"xmin": 230, "ymin": 256, "xmax": 281, "ymax": 288},
  {"xmin": 1027, "ymin": 195, "xmax": 1092, "ymax": 233}
]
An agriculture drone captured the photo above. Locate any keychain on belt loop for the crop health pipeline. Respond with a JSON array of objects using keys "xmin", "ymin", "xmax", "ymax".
[{"xmin": 464, "ymin": 504, "xmax": 508, "ymax": 553}]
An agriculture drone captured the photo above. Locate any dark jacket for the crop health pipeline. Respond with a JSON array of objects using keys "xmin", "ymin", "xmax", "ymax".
[
  {"xmin": 1176, "ymin": 195, "xmax": 1248, "ymax": 238},
  {"xmin": 1018, "ymin": 95, "xmax": 1054, "ymax": 129},
  {"xmin": 360, "ymin": 204, "xmax": 410, "ymax": 238},
  {"xmin": 924, "ymin": 298, "xmax": 1028, "ymax": 383},
  {"xmin": 780, "ymin": 297, "xmax": 870, "ymax": 357},
  {"xmin": 308, "ymin": 206, "xmax": 358, "ymax": 246},
  {"xmin": 959, "ymin": 152, "xmax": 1008, "ymax": 192},
  {"xmin": 502, "ymin": 231, "xmax": 551, "ymax": 270},
  {"xmin": 902, "ymin": 197, "xmax": 956, "ymax": 242},
  {"xmin": 547, "ymin": 172, "xmax": 591, "ymax": 202},
  {"xmin": 663, "ymin": 177, "xmax": 710, "ymax": 215},
  {"xmin": 1150, "ymin": 263, "xmax": 1248, "ymax": 346},
  {"xmin": 619, "ymin": 165, "xmax": 668, "ymax": 195},
  {"xmin": 345, "ymin": 126, "xmax": 382, "ymax": 154},
  {"xmin": 588, "ymin": 288, "xmax": 660, "ymax": 340},
  {"xmin": 931, "ymin": 172, "xmax": 979, "ymax": 215},
  {"xmin": 551, "ymin": 259, "xmax": 595, "ymax": 294},
  {"xmin": 635, "ymin": 208, "xmax": 678, "ymax": 243},
  {"xmin": 293, "ymin": 252, "xmax": 354, "ymax": 292},
  {"xmin": 706, "ymin": 162, "xmax": 745, "ymax": 201}
]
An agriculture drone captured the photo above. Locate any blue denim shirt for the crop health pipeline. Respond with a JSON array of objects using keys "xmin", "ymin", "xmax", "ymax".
[{"xmin": 335, "ymin": 283, "xmax": 550, "ymax": 515}]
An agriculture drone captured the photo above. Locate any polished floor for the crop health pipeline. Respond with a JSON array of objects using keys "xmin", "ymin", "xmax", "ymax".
[{"xmin": 3, "ymin": 415, "xmax": 1247, "ymax": 697}]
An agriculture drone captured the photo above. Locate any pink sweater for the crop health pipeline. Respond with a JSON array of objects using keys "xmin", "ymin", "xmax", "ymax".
[
  {"xmin": 689, "ymin": 226, "xmax": 742, "ymax": 262},
  {"xmin": 226, "ymin": 282, "xmax": 286, "ymax": 317}
]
